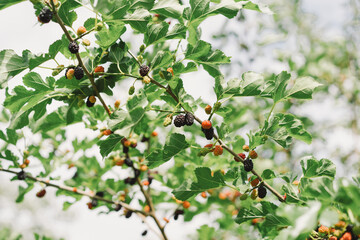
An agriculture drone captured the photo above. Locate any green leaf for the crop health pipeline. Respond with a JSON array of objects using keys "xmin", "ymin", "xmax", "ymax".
[
  {"xmin": 108, "ymin": 106, "xmax": 146, "ymax": 136},
  {"xmin": 152, "ymin": 0, "xmax": 184, "ymax": 19},
  {"xmin": 95, "ymin": 22, "xmax": 126, "ymax": 48},
  {"xmin": 93, "ymin": 0, "xmax": 129, "ymax": 19},
  {"xmin": 300, "ymin": 158, "xmax": 336, "ymax": 179},
  {"xmin": 265, "ymin": 113, "xmax": 312, "ymax": 148},
  {"xmin": 0, "ymin": 50, "xmax": 30, "ymax": 89},
  {"xmin": 185, "ymin": 40, "xmax": 230, "ymax": 77},
  {"xmin": 197, "ymin": 225, "xmax": 215, "ymax": 240},
  {"xmin": 0, "ymin": 0, "xmax": 25, "ymax": 10},
  {"xmin": 272, "ymin": 71, "xmax": 291, "ymax": 103},
  {"xmin": 151, "ymin": 51, "xmax": 173, "ymax": 70},
  {"xmin": 16, "ymin": 183, "xmax": 34, "ymax": 203},
  {"xmin": 285, "ymin": 77, "xmax": 321, "ymax": 99},
  {"xmin": 147, "ymin": 133, "xmax": 189, "ymax": 168},
  {"xmin": 98, "ymin": 134, "xmax": 124, "ymax": 157},
  {"xmin": 4, "ymin": 72, "xmax": 68, "ymax": 129},
  {"xmin": 144, "ymin": 22, "xmax": 169, "ymax": 46},
  {"xmin": 235, "ymin": 201, "xmax": 278, "ymax": 224},
  {"xmin": 262, "ymin": 169, "xmax": 276, "ymax": 180},
  {"xmin": 237, "ymin": 72, "xmax": 265, "ymax": 96},
  {"xmin": 122, "ymin": 9, "xmax": 150, "ymax": 33},
  {"xmin": 57, "ymin": 0, "xmax": 81, "ymax": 27},
  {"xmin": 172, "ymin": 167, "xmax": 225, "ymax": 200}
]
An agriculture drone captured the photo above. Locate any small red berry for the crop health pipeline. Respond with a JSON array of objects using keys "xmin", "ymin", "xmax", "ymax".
[
  {"xmin": 249, "ymin": 150, "xmax": 258, "ymax": 159},
  {"xmin": 103, "ymin": 129, "xmax": 112, "ymax": 136},
  {"xmin": 329, "ymin": 237, "xmax": 337, "ymax": 240},
  {"xmin": 201, "ymin": 192, "xmax": 207, "ymax": 198},
  {"xmin": 201, "ymin": 120, "xmax": 212, "ymax": 130},
  {"xmin": 218, "ymin": 192, "xmax": 227, "ymax": 200},
  {"xmin": 213, "ymin": 145, "xmax": 223, "ymax": 156},
  {"xmin": 249, "ymin": 178, "xmax": 259, "ymax": 187},
  {"xmin": 341, "ymin": 232, "xmax": 352, "ymax": 240},
  {"xmin": 36, "ymin": 189, "xmax": 46, "ymax": 198},
  {"xmin": 24, "ymin": 159, "xmax": 30, "ymax": 165},
  {"xmin": 89, "ymin": 96, "xmax": 96, "ymax": 104},
  {"xmin": 143, "ymin": 180, "xmax": 149, "ymax": 186},
  {"xmin": 234, "ymin": 153, "xmax": 246, "ymax": 162},
  {"xmin": 140, "ymin": 165, "xmax": 148, "ymax": 172},
  {"xmin": 167, "ymin": 67, "xmax": 174, "ymax": 76},
  {"xmin": 94, "ymin": 66, "xmax": 104, "ymax": 74},
  {"xmin": 151, "ymin": 131, "xmax": 158, "ymax": 137},
  {"xmin": 114, "ymin": 100, "xmax": 121, "ymax": 109},
  {"xmin": 318, "ymin": 225, "xmax": 329, "ymax": 234},
  {"xmin": 182, "ymin": 201, "xmax": 190, "ymax": 209},
  {"xmin": 144, "ymin": 205, "xmax": 150, "ymax": 212}
]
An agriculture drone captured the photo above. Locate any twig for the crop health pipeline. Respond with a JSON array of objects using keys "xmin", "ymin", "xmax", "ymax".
[
  {"xmin": 0, "ymin": 167, "xmax": 146, "ymax": 215},
  {"xmin": 48, "ymin": 2, "xmax": 111, "ymax": 116}
]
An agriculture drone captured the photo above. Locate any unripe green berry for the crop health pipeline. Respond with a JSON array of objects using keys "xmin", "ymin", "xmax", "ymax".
[
  {"xmin": 213, "ymin": 102, "xmax": 222, "ymax": 112},
  {"xmin": 240, "ymin": 193, "xmax": 248, "ymax": 200},
  {"xmin": 95, "ymin": 22, "xmax": 104, "ymax": 31},
  {"xmin": 163, "ymin": 115, "xmax": 172, "ymax": 127},
  {"xmin": 128, "ymin": 86, "xmax": 135, "ymax": 95}
]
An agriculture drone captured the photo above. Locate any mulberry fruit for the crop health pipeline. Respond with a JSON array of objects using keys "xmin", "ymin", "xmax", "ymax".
[
  {"xmin": 213, "ymin": 145, "xmax": 223, "ymax": 156},
  {"xmin": 243, "ymin": 159, "xmax": 253, "ymax": 172},
  {"xmin": 74, "ymin": 66, "xmax": 84, "ymax": 80},
  {"xmin": 17, "ymin": 171, "xmax": 26, "ymax": 180},
  {"xmin": 258, "ymin": 185, "xmax": 267, "ymax": 198},
  {"xmin": 38, "ymin": 7, "xmax": 53, "ymax": 24},
  {"xmin": 201, "ymin": 120, "xmax": 212, "ymax": 129},
  {"xmin": 68, "ymin": 41, "xmax": 79, "ymax": 54},
  {"xmin": 36, "ymin": 189, "xmax": 46, "ymax": 198},
  {"xmin": 65, "ymin": 67, "xmax": 75, "ymax": 79},
  {"xmin": 125, "ymin": 210, "xmax": 133, "ymax": 218},
  {"xmin": 174, "ymin": 114, "xmax": 186, "ymax": 127},
  {"xmin": 202, "ymin": 127, "xmax": 214, "ymax": 140},
  {"xmin": 86, "ymin": 96, "xmax": 95, "ymax": 107},
  {"xmin": 205, "ymin": 105, "xmax": 212, "ymax": 114},
  {"xmin": 249, "ymin": 150, "xmax": 258, "ymax": 159},
  {"xmin": 184, "ymin": 113, "xmax": 194, "ymax": 126},
  {"xmin": 139, "ymin": 65, "xmax": 150, "ymax": 76},
  {"xmin": 124, "ymin": 158, "xmax": 133, "ymax": 167}
]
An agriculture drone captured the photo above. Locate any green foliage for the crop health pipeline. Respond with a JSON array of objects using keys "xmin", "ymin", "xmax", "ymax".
[{"xmin": 0, "ymin": 0, "xmax": 358, "ymax": 239}]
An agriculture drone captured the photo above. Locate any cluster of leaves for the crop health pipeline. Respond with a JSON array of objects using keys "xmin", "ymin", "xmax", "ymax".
[{"xmin": 0, "ymin": 0, "xmax": 359, "ymax": 239}]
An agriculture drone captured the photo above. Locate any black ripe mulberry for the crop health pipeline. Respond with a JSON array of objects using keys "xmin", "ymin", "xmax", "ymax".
[
  {"xmin": 74, "ymin": 66, "xmax": 84, "ymax": 80},
  {"xmin": 125, "ymin": 210, "xmax": 133, "ymax": 218},
  {"xmin": 202, "ymin": 127, "xmax": 214, "ymax": 140},
  {"xmin": 38, "ymin": 7, "xmax": 53, "ymax": 24},
  {"xmin": 184, "ymin": 113, "xmax": 194, "ymax": 126},
  {"xmin": 17, "ymin": 170, "xmax": 26, "ymax": 180},
  {"xmin": 258, "ymin": 185, "xmax": 267, "ymax": 198},
  {"xmin": 141, "ymin": 230, "xmax": 148, "ymax": 236},
  {"xmin": 68, "ymin": 41, "xmax": 79, "ymax": 54},
  {"xmin": 243, "ymin": 159, "xmax": 253, "ymax": 172},
  {"xmin": 174, "ymin": 114, "xmax": 186, "ymax": 127},
  {"xmin": 139, "ymin": 65, "xmax": 150, "ymax": 77},
  {"xmin": 91, "ymin": 199, "xmax": 98, "ymax": 207},
  {"xmin": 124, "ymin": 158, "xmax": 133, "ymax": 167},
  {"xmin": 114, "ymin": 204, "xmax": 122, "ymax": 211}
]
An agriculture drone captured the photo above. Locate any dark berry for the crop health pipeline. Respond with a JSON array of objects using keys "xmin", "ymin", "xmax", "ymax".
[
  {"xmin": 36, "ymin": 189, "xmax": 46, "ymax": 198},
  {"xmin": 17, "ymin": 171, "xmax": 26, "ymax": 180},
  {"xmin": 91, "ymin": 199, "xmax": 98, "ymax": 207},
  {"xmin": 346, "ymin": 224, "xmax": 353, "ymax": 232},
  {"xmin": 129, "ymin": 178, "xmax": 137, "ymax": 185},
  {"xmin": 95, "ymin": 191, "xmax": 104, "ymax": 198},
  {"xmin": 125, "ymin": 158, "xmax": 133, "ymax": 167},
  {"xmin": 148, "ymin": 176, "xmax": 153, "ymax": 185},
  {"xmin": 258, "ymin": 185, "xmax": 267, "ymax": 198},
  {"xmin": 134, "ymin": 169, "xmax": 141, "ymax": 178},
  {"xmin": 74, "ymin": 66, "xmax": 84, "ymax": 80},
  {"xmin": 243, "ymin": 159, "xmax": 253, "ymax": 172},
  {"xmin": 125, "ymin": 210, "xmax": 133, "ymax": 218},
  {"xmin": 141, "ymin": 136, "xmax": 150, "ymax": 142},
  {"xmin": 174, "ymin": 214, "xmax": 179, "ymax": 220},
  {"xmin": 139, "ymin": 65, "xmax": 150, "ymax": 77},
  {"xmin": 38, "ymin": 7, "xmax": 53, "ymax": 23},
  {"xmin": 202, "ymin": 127, "xmax": 214, "ymax": 140},
  {"xmin": 124, "ymin": 177, "xmax": 131, "ymax": 184},
  {"xmin": 68, "ymin": 41, "xmax": 79, "ymax": 54},
  {"xmin": 114, "ymin": 204, "xmax": 122, "ymax": 211},
  {"xmin": 175, "ymin": 209, "xmax": 184, "ymax": 215},
  {"xmin": 123, "ymin": 146, "xmax": 129, "ymax": 153},
  {"xmin": 174, "ymin": 114, "xmax": 186, "ymax": 127},
  {"xmin": 86, "ymin": 98, "xmax": 95, "ymax": 107},
  {"xmin": 184, "ymin": 113, "xmax": 194, "ymax": 126},
  {"xmin": 141, "ymin": 230, "xmax": 148, "ymax": 236}
]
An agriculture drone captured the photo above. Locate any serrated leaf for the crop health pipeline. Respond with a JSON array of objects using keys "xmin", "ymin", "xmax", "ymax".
[
  {"xmin": 152, "ymin": 0, "xmax": 184, "ymax": 19},
  {"xmin": 172, "ymin": 167, "xmax": 225, "ymax": 200},
  {"xmin": 0, "ymin": 0, "xmax": 25, "ymax": 10},
  {"xmin": 16, "ymin": 183, "xmax": 34, "ymax": 203},
  {"xmin": 122, "ymin": 8, "xmax": 150, "ymax": 33},
  {"xmin": 151, "ymin": 51, "xmax": 173, "ymax": 70},
  {"xmin": 265, "ymin": 113, "xmax": 311, "ymax": 148},
  {"xmin": 285, "ymin": 77, "xmax": 321, "ymax": 99},
  {"xmin": 144, "ymin": 22, "xmax": 169, "ymax": 46},
  {"xmin": 0, "ymin": 49, "xmax": 30, "ymax": 89},
  {"xmin": 147, "ymin": 133, "xmax": 189, "ymax": 168},
  {"xmin": 95, "ymin": 22, "xmax": 126, "ymax": 48},
  {"xmin": 235, "ymin": 201, "xmax": 278, "ymax": 224},
  {"xmin": 99, "ymin": 134, "xmax": 124, "ymax": 157},
  {"xmin": 57, "ymin": 0, "xmax": 81, "ymax": 27},
  {"xmin": 300, "ymin": 158, "xmax": 336, "ymax": 179},
  {"xmin": 272, "ymin": 71, "xmax": 291, "ymax": 103}
]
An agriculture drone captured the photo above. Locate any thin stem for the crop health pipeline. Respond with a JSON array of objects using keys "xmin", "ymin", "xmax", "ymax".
[
  {"xmin": 0, "ymin": 167, "xmax": 146, "ymax": 215},
  {"xmin": 94, "ymin": 72, "xmax": 141, "ymax": 79},
  {"xmin": 127, "ymin": 48, "xmax": 142, "ymax": 67},
  {"xmin": 149, "ymin": 108, "xmax": 184, "ymax": 114},
  {"xmin": 49, "ymin": 2, "xmax": 111, "ymax": 117}
]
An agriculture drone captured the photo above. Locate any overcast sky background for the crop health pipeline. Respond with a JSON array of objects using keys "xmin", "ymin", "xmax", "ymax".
[{"xmin": 0, "ymin": 0, "xmax": 352, "ymax": 239}]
